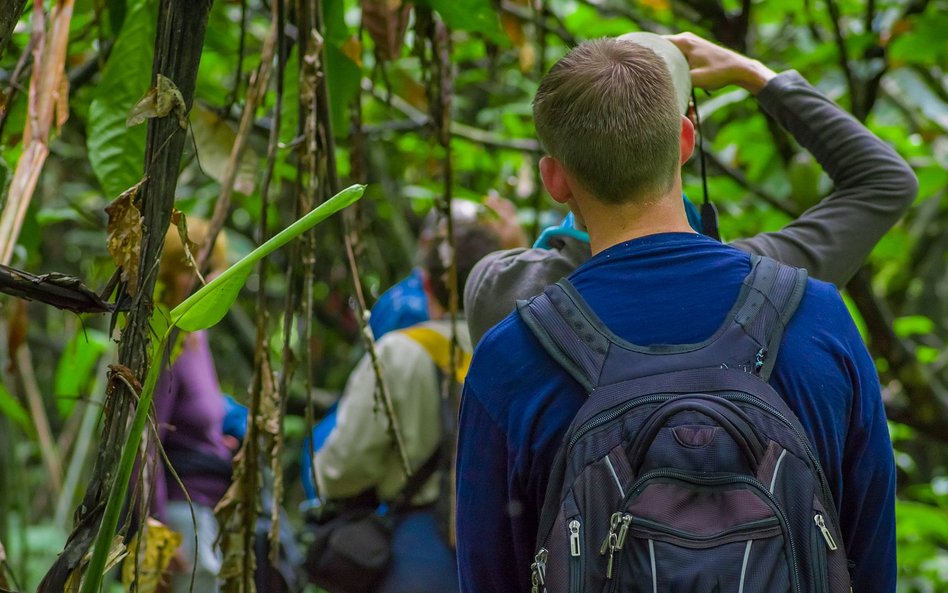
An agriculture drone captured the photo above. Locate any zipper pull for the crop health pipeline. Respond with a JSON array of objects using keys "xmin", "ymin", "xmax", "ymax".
[
  {"xmin": 605, "ymin": 532, "xmax": 618, "ymax": 579},
  {"xmin": 814, "ymin": 514, "xmax": 838, "ymax": 550},
  {"xmin": 616, "ymin": 514, "xmax": 632, "ymax": 549},
  {"xmin": 530, "ymin": 547, "xmax": 548, "ymax": 593},
  {"xmin": 599, "ymin": 512, "xmax": 622, "ymax": 555},
  {"xmin": 569, "ymin": 520, "xmax": 582, "ymax": 557}
]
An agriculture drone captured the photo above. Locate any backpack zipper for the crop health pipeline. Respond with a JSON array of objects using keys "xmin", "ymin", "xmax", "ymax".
[
  {"xmin": 566, "ymin": 390, "xmax": 840, "ymax": 539},
  {"xmin": 568, "ymin": 518, "xmax": 583, "ymax": 593},
  {"xmin": 628, "ymin": 515, "xmax": 781, "ymax": 547},
  {"xmin": 620, "ymin": 469, "xmax": 802, "ymax": 593},
  {"xmin": 531, "ymin": 548, "xmax": 548, "ymax": 593}
]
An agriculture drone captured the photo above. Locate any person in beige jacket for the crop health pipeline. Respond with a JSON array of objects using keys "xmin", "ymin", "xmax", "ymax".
[{"xmin": 313, "ymin": 221, "xmax": 501, "ymax": 593}]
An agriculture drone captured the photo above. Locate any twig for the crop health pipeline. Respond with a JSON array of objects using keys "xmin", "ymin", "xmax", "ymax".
[
  {"xmin": 193, "ymin": 23, "xmax": 278, "ymax": 289},
  {"xmin": 700, "ymin": 148, "xmax": 797, "ymax": 217},
  {"xmin": 16, "ymin": 344, "xmax": 63, "ymax": 494},
  {"xmin": 824, "ymin": 0, "xmax": 859, "ymax": 116},
  {"xmin": 362, "ymin": 79, "xmax": 542, "ymax": 153}
]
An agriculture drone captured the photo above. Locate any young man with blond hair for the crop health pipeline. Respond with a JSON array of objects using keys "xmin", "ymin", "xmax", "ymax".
[{"xmin": 456, "ymin": 33, "xmax": 897, "ymax": 593}]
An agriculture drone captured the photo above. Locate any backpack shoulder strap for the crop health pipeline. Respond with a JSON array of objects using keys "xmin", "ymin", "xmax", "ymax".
[
  {"xmin": 733, "ymin": 255, "xmax": 808, "ymax": 380},
  {"xmin": 517, "ymin": 282, "xmax": 610, "ymax": 393}
]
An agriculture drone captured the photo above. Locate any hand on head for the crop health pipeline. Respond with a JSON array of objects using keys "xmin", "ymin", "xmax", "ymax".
[{"xmin": 664, "ymin": 32, "xmax": 777, "ymax": 94}]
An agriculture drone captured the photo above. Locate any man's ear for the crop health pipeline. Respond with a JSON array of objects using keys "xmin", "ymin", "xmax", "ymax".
[
  {"xmin": 539, "ymin": 156, "xmax": 574, "ymax": 205},
  {"xmin": 680, "ymin": 115, "xmax": 696, "ymax": 165}
]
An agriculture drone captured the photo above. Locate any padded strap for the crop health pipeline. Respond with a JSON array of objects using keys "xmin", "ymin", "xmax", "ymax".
[
  {"xmin": 734, "ymin": 255, "xmax": 808, "ymax": 380},
  {"xmin": 517, "ymin": 287, "xmax": 609, "ymax": 393}
]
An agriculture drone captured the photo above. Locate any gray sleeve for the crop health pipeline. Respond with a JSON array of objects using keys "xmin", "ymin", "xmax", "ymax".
[
  {"xmin": 465, "ymin": 236, "xmax": 591, "ymax": 346},
  {"xmin": 730, "ymin": 70, "xmax": 918, "ymax": 287}
]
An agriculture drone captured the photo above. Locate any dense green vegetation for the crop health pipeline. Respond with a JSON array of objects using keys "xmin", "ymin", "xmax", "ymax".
[{"xmin": 0, "ymin": 0, "xmax": 945, "ymax": 590}]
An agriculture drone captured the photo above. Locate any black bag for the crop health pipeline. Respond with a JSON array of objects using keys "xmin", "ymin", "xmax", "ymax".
[
  {"xmin": 304, "ymin": 509, "xmax": 395, "ymax": 593},
  {"xmin": 304, "ymin": 448, "xmax": 443, "ymax": 593}
]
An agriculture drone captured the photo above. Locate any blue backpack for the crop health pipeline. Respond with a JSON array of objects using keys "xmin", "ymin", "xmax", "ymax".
[{"xmin": 518, "ymin": 255, "xmax": 849, "ymax": 593}]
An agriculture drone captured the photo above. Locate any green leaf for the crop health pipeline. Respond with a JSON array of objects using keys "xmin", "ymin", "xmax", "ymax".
[
  {"xmin": 893, "ymin": 315, "xmax": 935, "ymax": 338},
  {"xmin": 0, "ymin": 382, "xmax": 32, "ymax": 435},
  {"xmin": 171, "ymin": 184, "xmax": 366, "ymax": 331},
  {"xmin": 419, "ymin": 0, "xmax": 506, "ymax": 44},
  {"xmin": 54, "ymin": 329, "xmax": 111, "ymax": 417},
  {"xmin": 87, "ymin": 0, "xmax": 157, "ymax": 198},
  {"xmin": 326, "ymin": 41, "xmax": 362, "ymax": 135}
]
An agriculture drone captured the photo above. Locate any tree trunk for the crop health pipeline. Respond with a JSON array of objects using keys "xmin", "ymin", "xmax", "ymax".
[
  {"xmin": 0, "ymin": 0, "xmax": 27, "ymax": 61},
  {"xmin": 37, "ymin": 1, "xmax": 214, "ymax": 590}
]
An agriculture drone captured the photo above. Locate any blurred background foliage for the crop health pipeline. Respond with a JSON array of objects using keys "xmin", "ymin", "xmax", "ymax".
[{"xmin": 0, "ymin": 0, "xmax": 945, "ymax": 590}]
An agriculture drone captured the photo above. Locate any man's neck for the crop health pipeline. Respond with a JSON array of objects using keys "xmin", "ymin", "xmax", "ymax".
[{"xmin": 580, "ymin": 189, "xmax": 696, "ymax": 256}]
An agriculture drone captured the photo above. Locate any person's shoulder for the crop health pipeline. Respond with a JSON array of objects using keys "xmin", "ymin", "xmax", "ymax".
[{"xmin": 467, "ymin": 308, "xmax": 549, "ymax": 395}]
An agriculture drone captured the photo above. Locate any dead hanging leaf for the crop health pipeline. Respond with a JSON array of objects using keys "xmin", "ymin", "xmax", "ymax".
[
  {"xmin": 362, "ymin": 0, "xmax": 412, "ymax": 62},
  {"xmin": 342, "ymin": 36, "xmax": 364, "ymax": 67},
  {"xmin": 6, "ymin": 299, "xmax": 27, "ymax": 373},
  {"xmin": 127, "ymin": 74, "xmax": 188, "ymax": 129},
  {"xmin": 170, "ymin": 209, "xmax": 205, "ymax": 284},
  {"xmin": 105, "ymin": 179, "xmax": 146, "ymax": 296},
  {"xmin": 64, "ymin": 535, "xmax": 128, "ymax": 593},
  {"xmin": 55, "ymin": 76, "xmax": 70, "ymax": 134},
  {"xmin": 500, "ymin": 8, "xmax": 535, "ymax": 73},
  {"xmin": 121, "ymin": 518, "xmax": 182, "ymax": 593},
  {"xmin": 189, "ymin": 103, "xmax": 258, "ymax": 195}
]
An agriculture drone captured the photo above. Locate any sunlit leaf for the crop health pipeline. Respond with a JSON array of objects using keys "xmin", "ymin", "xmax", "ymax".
[{"xmin": 171, "ymin": 184, "xmax": 366, "ymax": 332}]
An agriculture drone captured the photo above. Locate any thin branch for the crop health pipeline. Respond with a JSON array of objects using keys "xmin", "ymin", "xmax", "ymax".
[
  {"xmin": 362, "ymin": 79, "xmax": 542, "ymax": 153},
  {"xmin": 824, "ymin": 0, "xmax": 859, "ymax": 117}
]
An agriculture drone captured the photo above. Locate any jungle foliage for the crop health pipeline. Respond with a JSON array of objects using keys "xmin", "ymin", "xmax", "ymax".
[{"xmin": 0, "ymin": 0, "xmax": 945, "ymax": 590}]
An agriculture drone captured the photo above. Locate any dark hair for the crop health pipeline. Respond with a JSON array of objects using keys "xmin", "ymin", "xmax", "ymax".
[{"xmin": 425, "ymin": 223, "xmax": 501, "ymax": 311}]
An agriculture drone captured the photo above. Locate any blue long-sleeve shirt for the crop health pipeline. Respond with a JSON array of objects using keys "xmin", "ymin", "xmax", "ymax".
[{"xmin": 457, "ymin": 232, "xmax": 895, "ymax": 593}]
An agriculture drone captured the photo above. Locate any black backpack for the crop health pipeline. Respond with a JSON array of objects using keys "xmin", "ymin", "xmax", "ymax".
[{"xmin": 517, "ymin": 255, "xmax": 849, "ymax": 593}]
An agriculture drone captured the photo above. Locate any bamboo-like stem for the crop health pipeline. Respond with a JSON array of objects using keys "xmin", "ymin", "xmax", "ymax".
[
  {"xmin": 16, "ymin": 345, "xmax": 63, "ymax": 495},
  {"xmin": 0, "ymin": 0, "xmax": 74, "ymax": 266}
]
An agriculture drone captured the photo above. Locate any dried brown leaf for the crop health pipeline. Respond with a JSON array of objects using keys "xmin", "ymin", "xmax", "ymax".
[
  {"xmin": 104, "ymin": 179, "xmax": 146, "ymax": 296},
  {"xmin": 170, "ymin": 209, "xmax": 204, "ymax": 284},
  {"xmin": 126, "ymin": 74, "xmax": 188, "ymax": 129},
  {"xmin": 362, "ymin": 0, "xmax": 411, "ymax": 62}
]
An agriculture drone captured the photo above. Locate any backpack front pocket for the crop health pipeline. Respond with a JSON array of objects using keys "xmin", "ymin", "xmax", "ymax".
[{"xmin": 601, "ymin": 471, "xmax": 799, "ymax": 593}]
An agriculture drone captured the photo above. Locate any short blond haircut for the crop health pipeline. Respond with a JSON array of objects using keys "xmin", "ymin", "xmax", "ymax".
[{"xmin": 533, "ymin": 38, "xmax": 682, "ymax": 204}]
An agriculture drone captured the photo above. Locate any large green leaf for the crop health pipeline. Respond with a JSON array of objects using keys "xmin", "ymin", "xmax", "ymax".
[
  {"xmin": 87, "ymin": 0, "xmax": 157, "ymax": 198},
  {"xmin": 419, "ymin": 0, "xmax": 506, "ymax": 44},
  {"xmin": 171, "ymin": 184, "xmax": 366, "ymax": 331},
  {"xmin": 326, "ymin": 41, "xmax": 362, "ymax": 135}
]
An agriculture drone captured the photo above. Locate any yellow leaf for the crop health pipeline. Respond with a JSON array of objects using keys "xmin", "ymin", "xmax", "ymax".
[
  {"xmin": 640, "ymin": 0, "xmax": 670, "ymax": 11},
  {"xmin": 342, "ymin": 36, "xmax": 364, "ymax": 68},
  {"xmin": 121, "ymin": 518, "xmax": 183, "ymax": 593},
  {"xmin": 105, "ymin": 178, "xmax": 146, "ymax": 296}
]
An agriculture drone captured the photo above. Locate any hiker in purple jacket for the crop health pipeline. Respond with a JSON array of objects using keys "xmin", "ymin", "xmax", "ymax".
[{"xmin": 149, "ymin": 220, "xmax": 234, "ymax": 593}]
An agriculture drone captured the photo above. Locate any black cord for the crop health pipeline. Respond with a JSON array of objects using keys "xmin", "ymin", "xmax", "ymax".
[{"xmin": 692, "ymin": 89, "xmax": 720, "ymax": 241}]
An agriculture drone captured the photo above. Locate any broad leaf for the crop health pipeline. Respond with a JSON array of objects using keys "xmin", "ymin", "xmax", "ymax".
[
  {"xmin": 87, "ymin": 0, "xmax": 157, "ymax": 198},
  {"xmin": 419, "ymin": 0, "xmax": 506, "ymax": 44},
  {"xmin": 326, "ymin": 41, "xmax": 363, "ymax": 135},
  {"xmin": 171, "ymin": 184, "xmax": 366, "ymax": 331}
]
